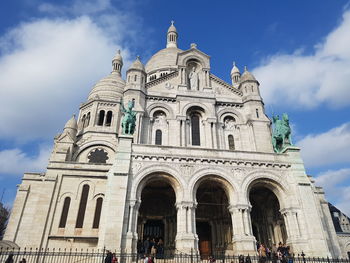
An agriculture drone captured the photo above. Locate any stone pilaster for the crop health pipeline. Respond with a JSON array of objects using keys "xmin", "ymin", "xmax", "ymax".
[
  {"xmin": 229, "ymin": 204, "xmax": 256, "ymax": 255},
  {"xmin": 98, "ymin": 135, "xmax": 133, "ymax": 251},
  {"xmin": 175, "ymin": 201, "xmax": 198, "ymax": 254}
]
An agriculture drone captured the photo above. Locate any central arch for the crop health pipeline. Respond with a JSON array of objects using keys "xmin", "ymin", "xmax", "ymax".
[{"xmin": 193, "ymin": 175, "xmax": 235, "ymax": 258}]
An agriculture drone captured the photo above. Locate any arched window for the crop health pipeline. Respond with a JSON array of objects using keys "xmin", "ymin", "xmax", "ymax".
[
  {"xmin": 155, "ymin": 130, "xmax": 162, "ymax": 145},
  {"xmin": 76, "ymin": 184, "xmax": 89, "ymax": 228},
  {"xmin": 191, "ymin": 114, "xmax": 200, "ymax": 146},
  {"xmin": 228, "ymin": 135, "xmax": 235, "ymax": 150},
  {"xmin": 81, "ymin": 115, "xmax": 86, "ymax": 129},
  {"xmin": 59, "ymin": 197, "xmax": 71, "ymax": 228},
  {"xmin": 256, "ymin": 109, "xmax": 259, "ymax": 118},
  {"xmin": 85, "ymin": 112, "xmax": 91, "ymax": 127},
  {"xmin": 97, "ymin": 110, "xmax": 105, "ymax": 126},
  {"xmin": 105, "ymin": 111, "xmax": 113, "ymax": 126},
  {"xmin": 134, "ymin": 75, "xmax": 137, "ymax": 81},
  {"xmin": 93, "ymin": 197, "xmax": 103, "ymax": 229}
]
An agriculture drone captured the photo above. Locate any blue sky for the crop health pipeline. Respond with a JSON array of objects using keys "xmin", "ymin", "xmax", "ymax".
[{"xmin": 0, "ymin": 0, "xmax": 349, "ymax": 215}]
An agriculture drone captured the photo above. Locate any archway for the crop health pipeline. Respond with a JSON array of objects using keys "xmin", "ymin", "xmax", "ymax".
[
  {"xmin": 195, "ymin": 178, "xmax": 233, "ymax": 258},
  {"xmin": 249, "ymin": 186, "xmax": 287, "ymax": 249},
  {"xmin": 137, "ymin": 179, "xmax": 176, "ymax": 256}
]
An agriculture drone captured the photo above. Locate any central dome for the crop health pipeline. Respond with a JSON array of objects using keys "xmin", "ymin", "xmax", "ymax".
[{"xmin": 145, "ymin": 47, "xmax": 182, "ymax": 74}]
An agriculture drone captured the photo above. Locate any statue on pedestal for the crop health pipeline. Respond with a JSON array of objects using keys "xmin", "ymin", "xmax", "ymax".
[
  {"xmin": 189, "ymin": 67, "xmax": 198, "ymax": 90},
  {"xmin": 121, "ymin": 98, "xmax": 136, "ymax": 135},
  {"xmin": 271, "ymin": 113, "xmax": 292, "ymax": 153}
]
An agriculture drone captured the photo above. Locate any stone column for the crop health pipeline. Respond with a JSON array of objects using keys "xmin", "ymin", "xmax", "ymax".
[
  {"xmin": 175, "ymin": 202, "xmax": 198, "ymax": 254},
  {"xmin": 148, "ymin": 117, "xmax": 154, "ymax": 144},
  {"xmin": 212, "ymin": 122, "xmax": 218, "ymax": 149},
  {"xmin": 229, "ymin": 204, "xmax": 256, "ymax": 255}
]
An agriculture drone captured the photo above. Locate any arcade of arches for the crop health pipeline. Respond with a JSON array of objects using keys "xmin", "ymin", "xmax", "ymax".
[{"xmin": 134, "ymin": 174, "xmax": 289, "ymax": 256}]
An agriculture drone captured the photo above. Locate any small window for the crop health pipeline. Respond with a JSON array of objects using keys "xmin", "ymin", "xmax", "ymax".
[
  {"xmin": 93, "ymin": 197, "xmax": 103, "ymax": 229},
  {"xmin": 228, "ymin": 135, "xmax": 235, "ymax": 150},
  {"xmin": 59, "ymin": 197, "xmax": 71, "ymax": 228},
  {"xmin": 81, "ymin": 115, "xmax": 86, "ymax": 128},
  {"xmin": 76, "ymin": 185, "xmax": 89, "ymax": 228},
  {"xmin": 105, "ymin": 111, "xmax": 112, "ymax": 126},
  {"xmin": 155, "ymin": 130, "xmax": 162, "ymax": 145},
  {"xmin": 85, "ymin": 112, "xmax": 91, "ymax": 127},
  {"xmin": 134, "ymin": 75, "xmax": 137, "ymax": 81},
  {"xmin": 256, "ymin": 109, "xmax": 259, "ymax": 118},
  {"xmin": 97, "ymin": 110, "xmax": 105, "ymax": 126},
  {"xmin": 191, "ymin": 114, "xmax": 200, "ymax": 146}
]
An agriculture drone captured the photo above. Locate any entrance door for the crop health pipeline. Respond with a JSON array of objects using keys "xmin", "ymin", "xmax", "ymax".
[
  {"xmin": 143, "ymin": 220, "xmax": 164, "ymax": 239},
  {"xmin": 196, "ymin": 221, "xmax": 212, "ymax": 259}
]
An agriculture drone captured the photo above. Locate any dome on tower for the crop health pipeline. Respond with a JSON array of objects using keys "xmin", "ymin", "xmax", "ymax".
[
  {"xmin": 167, "ymin": 21, "xmax": 177, "ymax": 33},
  {"xmin": 128, "ymin": 56, "xmax": 145, "ymax": 72},
  {"xmin": 88, "ymin": 51, "xmax": 126, "ymax": 101},
  {"xmin": 88, "ymin": 71, "xmax": 125, "ymax": 101},
  {"xmin": 64, "ymin": 115, "xmax": 77, "ymax": 130},
  {"xmin": 240, "ymin": 66, "xmax": 256, "ymax": 82},
  {"xmin": 230, "ymin": 62, "xmax": 240, "ymax": 75},
  {"xmin": 145, "ymin": 47, "xmax": 182, "ymax": 73}
]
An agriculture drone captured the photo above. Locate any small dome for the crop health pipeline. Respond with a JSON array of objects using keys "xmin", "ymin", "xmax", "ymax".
[
  {"xmin": 167, "ymin": 21, "xmax": 177, "ymax": 33},
  {"xmin": 128, "ymin": 56, "xmax": 145, "ymax": 72},
  {"xmin": 88, "ymin": 71, "xmax": 125, "ymax": 101},
  {"xmin": 145, "ymin": 47, "xmax": 182, "ymax": 73},
  {"xmin": 230, "ymin": 62, "xmax": 240, "ymax": 75},
  {"xmin": 64, "ymin": 115, "xmax": 77, "ymax": 130},
  {"xmin": 240, "ymin": 66, "xmax": 256, "ymax": 82},
  {"xmin": 112, "ymin": 50, "xmax": 123, "ymax": 63}
]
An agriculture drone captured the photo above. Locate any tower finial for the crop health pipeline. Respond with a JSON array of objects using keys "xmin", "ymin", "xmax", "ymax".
[
  {"xmin": 233, "ymin": 61, "xmax": 236, "ymax": 67},
  {"xmin": 244, "ymin": 65, "xmax": 248, "ymax": 71},
  {"xmin": 112, "ymin": 49, "xmax": 123, "ymax": 74},
  {"xmin": 167, "ymin": 21, "xmax": 178, "ymax": 48}
]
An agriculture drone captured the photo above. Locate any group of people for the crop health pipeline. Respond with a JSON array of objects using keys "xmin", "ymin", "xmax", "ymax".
[
  {"xmin": 257, "ymin": 242, "xmax": 292, "ymax": 263},
  {"xmin": 137, "ymin": 237, "xmax": 164, "ymax": 259},
  {"xmin": 104, "ymin": 250, "xmax": 119, "ymax": 263}
]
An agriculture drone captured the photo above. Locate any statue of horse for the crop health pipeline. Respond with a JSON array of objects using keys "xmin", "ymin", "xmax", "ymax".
[
  {"xmin": 121, "ymin": 99, "xmax": 136, "ymax": 135},
  {"xmin": 272, "ymin": 113, "xmax": 292, "ymax": 153}
]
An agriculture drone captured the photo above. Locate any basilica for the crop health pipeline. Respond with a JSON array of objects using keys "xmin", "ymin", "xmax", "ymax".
[{"xmin": 4, "ymin": 22, "xmax": 350, "ymax": 258}]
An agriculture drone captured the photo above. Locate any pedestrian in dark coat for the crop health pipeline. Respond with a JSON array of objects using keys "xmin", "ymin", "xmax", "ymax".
[
  {"xmin": 105, "ymin": 250, "xmax": 113, "ymax": 263},
  {"xmin": 5, "ymin": 254, "xmax": 14, "ymax": 263}
]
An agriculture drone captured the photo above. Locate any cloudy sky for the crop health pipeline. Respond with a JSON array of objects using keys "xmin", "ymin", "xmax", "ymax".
[{"xmin": 0, "ymin": 0, "xmax": 349, "ymax": 216}]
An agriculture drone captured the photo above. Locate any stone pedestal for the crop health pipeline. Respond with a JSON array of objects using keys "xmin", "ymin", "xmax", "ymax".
[{"xmin": 98, "ymin": 135, "xmax": 133, "ymax": 251}]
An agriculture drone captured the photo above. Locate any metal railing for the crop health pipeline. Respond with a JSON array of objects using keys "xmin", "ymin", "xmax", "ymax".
[{"xmin": 0, "ymin": 248, "xmax": 349, "ymax": 263}]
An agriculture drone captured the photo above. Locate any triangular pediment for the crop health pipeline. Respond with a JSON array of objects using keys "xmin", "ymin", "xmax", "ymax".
[{"xmin": 210, "ymin": 74, "xmax": 242, "ymax": 99}]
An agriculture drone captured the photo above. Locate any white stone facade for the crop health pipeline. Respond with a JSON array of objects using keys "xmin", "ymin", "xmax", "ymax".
[{"xmin": 4, "ymin": 22, "xmax": 349, "ymax": 258}]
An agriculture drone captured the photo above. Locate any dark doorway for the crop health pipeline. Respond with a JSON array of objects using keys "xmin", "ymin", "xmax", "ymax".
[
  {"xmin": 250, "ymin": 186, "xmax": 287, "ymax": 248},
  {"xmin": 196, "ymin": 221, "xmax": 212, "ymax": 259}
]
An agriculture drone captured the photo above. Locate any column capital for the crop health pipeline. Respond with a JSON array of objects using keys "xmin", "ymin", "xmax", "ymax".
[
  {"xmin": 280, "ymin": 207, "xmax": 299, "ymax": 215},
  {"xmin": 176, "ymin": 115, "xmax": 186, "ymax": 121},
  {"xmin": 176, "ymin": 201, "xmax": 197, "ymax": 209},
  {"xmin": 228, "ymin": 203, "xmax": 252, "ymax": 212}
]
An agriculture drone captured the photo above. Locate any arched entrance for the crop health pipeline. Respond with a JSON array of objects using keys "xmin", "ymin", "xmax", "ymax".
[
  {"xmin": 249, "ymin": 186, "xmax": 287, "ymax": 248},
  {"xmin": 195, "ymin": 178, "xmax": 233, "ymax": 258},
  {"xmin": 137, "ymin": 179, "xmax": 176, "ymax": 256}
]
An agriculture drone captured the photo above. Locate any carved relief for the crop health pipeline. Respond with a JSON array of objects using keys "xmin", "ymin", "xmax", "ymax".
[
  {"xmin": 179, "ymin": 164, "xmax": 195, "ymax": 177},
  {"xmin": 132, "ymin": 162, "xmax": 143, "ymax": 174}
]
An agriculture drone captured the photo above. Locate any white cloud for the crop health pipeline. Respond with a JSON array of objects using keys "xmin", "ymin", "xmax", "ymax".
[
  {"xmin": 315, "ymin": 168, "xmax": 350, "ymax": 217},
  {"xmin": 0, "ymin": 144, "xmax": 51, "ymax": 175},
  {"xmin": 253, "ymin": 10, "xmax": 350, "ymax": 109},
  {"xmin": 297, "ymin": 123, "xmax": 350, "ymax": 168},
  {"xmin": 0, "ymin": 14, "xmax": 135, "ymax": 142}
]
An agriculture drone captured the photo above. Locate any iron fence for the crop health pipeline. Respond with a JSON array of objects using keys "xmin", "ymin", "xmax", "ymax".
[{"xmin": 0, "ymin": 248, "xmax": 349, "ymax": 263}]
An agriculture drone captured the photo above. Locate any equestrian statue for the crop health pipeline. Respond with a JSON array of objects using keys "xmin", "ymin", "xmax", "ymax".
[
  {"xmin": 271, "ymin": 113, "xmax": 293, "ymax": 153},
  {"xmin": 120, "ymin": 98, "xmax": 136, "ymax": 135}
]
